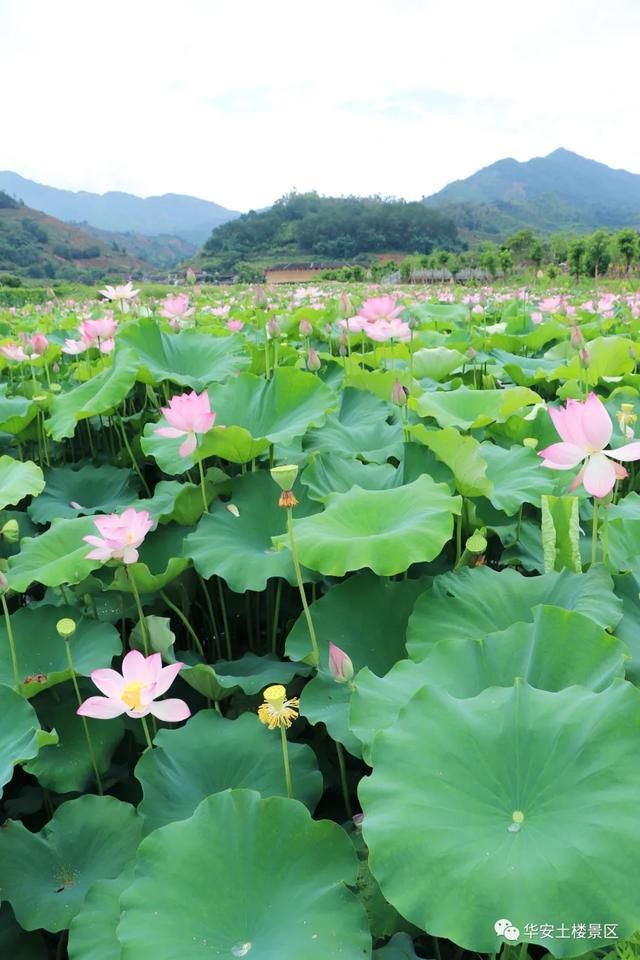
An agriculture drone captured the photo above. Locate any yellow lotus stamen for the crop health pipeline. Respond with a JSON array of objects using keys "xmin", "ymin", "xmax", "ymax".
[
  {"xmin": 258, "ymin": 684, "xmax": 300, "ymax": 730},
  {"xmin": 121, "ymin": 681, "xmax": 145, "ymax": 712}
]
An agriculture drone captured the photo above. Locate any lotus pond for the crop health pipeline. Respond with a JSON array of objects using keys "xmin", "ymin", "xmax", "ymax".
[{"xmin": 2, "ymin": 282, "xmax": 640, "ymax": 959}]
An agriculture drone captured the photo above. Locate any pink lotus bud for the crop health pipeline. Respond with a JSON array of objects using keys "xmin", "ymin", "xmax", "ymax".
[
  {"xmin": 30, "ymin": 333, "xmax": 48, "ymax": 356},
  {"xmin": 299, "ymin": 319, "xmax": 313, "ymax": 336},
  {"xmin": 186, "ymin": 267, "xmax": 196, "ymax": 285},
  {"xmin": 328, "ymin": 642, "xmax": 354, "ymax": 683},
  {"xmin": 579, "ymin": 347, "xmax": 589, "ymax": 366},
  {"xmin": 254, "ymin": 286, "xmax": 267, "ymax": 308},
  {"xmin": 392, "ymin": 378, "xmax": 407, "ymax": 406},
  {"xmin": 267, "ymin": 316, "xmax": 280, "ymax": 338},
  {"xmin": 339, "ymin": 292, "xmax": 353, "ymax": 316},
  {"xmin": 307, "ymin": 347, "xmax": 321, "ymax": 371},
  {"xmin": 52, "ymin": 362, "xmax": 60, "ymax": 374},
  {"xmin": 570, "ymin": 324, "xmax": 585, "ymax": 348}
]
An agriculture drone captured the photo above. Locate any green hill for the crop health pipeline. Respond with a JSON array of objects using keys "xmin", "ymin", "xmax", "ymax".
[
  {"xmin": 423, "ymin": 149, "xmax": 640, "ymax": 242},
  {"xmin": 0, "ymin": 195, "xmax": 149, "ymax": 282},
  {"xmin": 199, "ymin": 192, "xmax": 463, "ymax": 274}
]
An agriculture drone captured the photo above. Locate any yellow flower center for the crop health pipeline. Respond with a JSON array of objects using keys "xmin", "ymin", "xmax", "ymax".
[
  {"xmin": 258, "ymin": 685, "xmax": 300, "ymax": 729},
  {"xmin": 121, "ymin": 681, "xmax": 145, "ymax": 711},
  {"xmin": 263, "ymin": 684, "xmax": 286, "ymax": 708}
]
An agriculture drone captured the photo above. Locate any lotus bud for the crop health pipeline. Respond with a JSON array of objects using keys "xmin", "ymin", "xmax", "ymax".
[
  {"xmin": 299, "ymin": 319, "xmax": 313, "ymax": 336},
  {"xmin": 56, "ymin": 617, "xmax": 76, "ymax": 639},
  {"xmin": 0, "ymin": 571, "xmax": 9, "ymax": 595},
  {"xmin": 267, "ymin": 316, "xmax": 280, "ymax": 339},
  {"xmin": 579, "ymin": 347, "xmax": 589, "ymax": 366},
  {"xmin": 339, "ymin": 292, "xmax": 353, "ymax": 316},
  {"xmin": 523, "ymin": 437, "xmax": 539, "ymax": 449},
  {"xmin": 254, "ymin": 286, "xmax": 267, "ymax": 308},
  {"xmin": 328, "ymin": 642, "xmax": 354, "ymax": 684},
  {"xmin": 307, "ymin": 347, "xmax": 321, "ymax": 372},
  {"xmin": 52, "ymin": 362, "xmax": 60, "ymax": 374},
  {"xmin": 1, "ymin": 519, "xmax": 19, "ymax": 543},
  {"xmin": 392, "ymin": 378, "xmax": 407, "ymax": 407},
  {"xmin": 570, "ymin": 324, "xmax": 585, "ymax": 348}
]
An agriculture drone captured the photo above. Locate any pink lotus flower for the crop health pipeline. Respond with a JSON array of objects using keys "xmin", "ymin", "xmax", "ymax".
[
  {"xmin": 539, "ymin": 392, "xmax": 640, "ymax": 497},
  {"xmin": 155, "ymin": 390, "xmax": 216, "ymax": 458},
  {"xmin": 160, "ymin": 294, "xmax": 195, "ymax": 326},
  {"xmin": 80, "ymin": 315, "xmax": 118, "ymax": 341},
  {"xmin": 328, "ymin": 642, "xmax": 354, "ymax": 683},
  {"xmin": 77, "ymin": 649, "xmax": 190, "ymax": 722},
  {"xmin": 0, "ymin": 343, "xmax": 28, "ymax": 362},
  {"xmin": 364, "ymin": 317, "xmax": 411, "ymax": 343},
  {"xmin": 28, "ymin": 333, "xmax": 49, "ymax": 356},
  {"xmin": 340, "ymin": 316, "xmax": 367, "ymax": 334},
  {"xmin": 84, "ymin": 508, "xmax": 154, "ymax": 564},
  {"xmin": 531, "ymin": 311, "xmax": 543, "ymax": 325},
  {"xmin": 357, "ymin": 295, "xmax": 404, "ymax": 324},
  {"xmin": 99, "ymin": 282, "xmax": 140, "ymax": 312},
  {"xmin": 226, "ymin": 319, "xmax": 244, "ymax": 332},
  {"xmin": 62, "ymin": 338, "xmax": 89, "ymax": 356}
]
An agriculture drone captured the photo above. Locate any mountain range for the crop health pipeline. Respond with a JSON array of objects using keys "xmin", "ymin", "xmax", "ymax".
[
  {"xmin": 422, "ymin": 148, "xmax": 640, "ymax": 241},
  {"xmin": 0, "ymin": 172, "xmax": 240, "ymax": 246}
]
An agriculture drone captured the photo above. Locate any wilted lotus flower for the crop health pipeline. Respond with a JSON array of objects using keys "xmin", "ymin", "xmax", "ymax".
[
  {"xmin": 83, "ymin": 508, "xmax": 154, "ymax": 564},
  {"xmin": 160, "ymin": 293, "xmax": 195, "ymax": 328},
  {"xmin": 77, "ymin": 649, "xmax": 190, "ymax": 722},
  {"xmin": 155, "ymin": 390, "xmax": 216, "ymax": 457},
  {"xmin": 539, "ymin": 392, "xmax": 640, "ymax": 497},
  {"xmin": 99, "ymin": 281, "xmax": 140, "ymax": 312}
]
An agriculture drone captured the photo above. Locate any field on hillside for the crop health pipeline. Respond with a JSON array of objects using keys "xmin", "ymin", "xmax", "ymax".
[{"xmin": 2, "ymin": 280, "xmax": 640, "ymax": 959}]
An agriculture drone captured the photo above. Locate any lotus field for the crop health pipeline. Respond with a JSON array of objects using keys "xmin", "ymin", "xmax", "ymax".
[{"xmin": 3, "ymin": 280, "xmax": 640, "ymax": 960}]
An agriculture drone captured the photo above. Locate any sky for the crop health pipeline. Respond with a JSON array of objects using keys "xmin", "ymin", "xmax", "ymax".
[{"xmin": 1, "ymin": 0, "xmax": 639, "ymax": 212}]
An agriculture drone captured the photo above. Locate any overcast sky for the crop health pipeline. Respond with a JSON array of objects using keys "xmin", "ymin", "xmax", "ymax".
[{"xmin": 1, "ymin": 0, "xmax": 638, "ymax": 211}]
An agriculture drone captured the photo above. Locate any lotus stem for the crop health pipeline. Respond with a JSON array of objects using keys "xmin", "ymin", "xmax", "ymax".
[
  {"xmin": 160, "ymin": 589, "xmax": 204, "ymax": 657},
  {"xmin": 1, "ymin": 593, "xmax": 20, "ymax": 691},
  {"xmin": 127, "ymin": 567, "xmax": 149, "ymax": 656},
  {"xmin": 280, "ymin": 725, "xmax": 293, "ymax": 799},
  {"xmin": 287, "ymin": 507, "xmax": 320, "ymax": 667},
  {"xmin": 591, "ymin": 499, "xmax": 599, "ymax": 566},
  {"xmin": 197, "ymin": 456, "xmax": 208, "ymax": 514},
  {"xmin": 63, "ymin": 639, "xmax": 103, "ymax": 795},
  {"xmin": 140, "ymin": 715, "xmax": 154, "ymax": 752},
  {"xmin": 335, "ymin": 741, "xmax": 352, "ymax": 820}
]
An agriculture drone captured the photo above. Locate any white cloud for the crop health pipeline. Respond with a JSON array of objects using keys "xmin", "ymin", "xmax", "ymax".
[{"xmin": 1, "ymin": 0, "xmax": 639, "ymax": 211}]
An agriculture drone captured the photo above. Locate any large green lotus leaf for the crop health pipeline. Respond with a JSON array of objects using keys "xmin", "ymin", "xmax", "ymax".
[
  {"xmin": 137, "ymin": 711, "xmax": 322, "ymax": 832},
  {"xmin": 208, "ymin": 367, "xmax": 337, "ymax": 444},
  {"xmin": 301, "ymin": 452, "xmax": 399, "ymax": 502},
  {"xmin": 286, "ymin": 573, "xmax": 428, "ymax": 752},
  {"xmin": 304, "ymin": 387, "xmax": 403, "ymax": 463},
  {"xmin": 68, "ymin": 869, "xmax": 133, "ymax": 960},
  {"xmin": 0, "ymin": 905, "xmax": 47, "ymax": 960},
  {"xmin": 407, "ymin": 564, "xmax": 622, "ymax": 660},
  {"xmin": 118, "ymin": 319, "xmax": 250, "ymax": 389},
  {"xmin": 0, "ymin": 605, "xmax": 120, "ymax": 696},
  {"xmin": 47, "ymin": 348, "xmax": 139, "ymax": 440},
  {"xmin": 23, "ymin": 684, "xmax": 124, "ymax": 793},
  {"xmin": 541, "ymin": 494, "xmax": 582, "ymax": 573},
  {"xmin": 181, "ymin": 653, "xmax": 311, "ymax": 701},
  {"xmin": 142, "ymin": 419, "xmax": 268, "ymax": 472},
  {"xmin": 600, "ymin": 492, "xmax": 640, "ymax": 573},
  {"xmin": 27, "ymin": 464, "xmax": 139, "ymax": 524},
  {"xmin": 0, "ymin": 685, "xmax": 57, "ymax": 798},
  {"xmin": 351, "ymin": 604, "xmax": 627, "ymax": 761},
  {"xmin": 410, "ymin": 346, "xmax": 465, "ymax": 381},
  {"xmin": 117, "ymin": 790, "xmax": 370, "ymax": 959},
  {"xmin": 490, "ymin": 349, "xmax": 560, "ymax": 386},
  {"xmin": 274, "ymin": 477, "xmax": 461, "ymax": 577},
  {"xmin": 479, "ymin": 441, "xmax": 558, "ymax": 514},
  {"xmin": 108, "ymin": 523, "xmax": 191, "ymax": 593},
  {"xmin": 408, "ymin": 424, "xmax": 492, "ymax": 497},
  {"xmin": 0, "ymin": 386, "xmax": 37, "ymax": 435},
  {"xmin": 0, "ymin": 457, "xmax": 44, "ymax": 509},
  {"xmin": 411, "ymin": 386, "xmax": 541, "ymax": 428},
  {"xmin": 8, "ymin": 516, "xmax": 105, "ymax": 590},
  {"xmin": 185, "ymin": 471, "xmax": 318, "ymax": 591},
  {"xmin": 0, "ymin": 795, "xmax": 142, "ymax": 933},
  {"xmin": 360, "ymin": 682, "xmax": 640, "ymax": 955},
  {"xmin": 613, "ymin": 572, "xmax": 640, "ymax": 683},
  {"xmin": 134, "ymin": 471, "xmax": 231, "ymax": 526},
  {"xmin": 550, "ymin": 336, "xmax": 636, "ymax": 384},
  {"xmin": 407, "ymin": 302, "xmax": 469, "ymax": 327}
]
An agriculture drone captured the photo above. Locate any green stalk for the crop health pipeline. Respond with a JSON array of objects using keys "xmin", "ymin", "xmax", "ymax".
[
  {"xmin": 116, "ymin": 414, "xmax": 151, "ymax": 496},
  {"xmin": 127, "ymin": 567, "xmax": 149, "ymax": 655},
  {"xmin": 63, "ymin": 640, "xmax": 103, "ymax": 795},
  {"xmin": 140, "ymin": 715, "xmax": 154, "ymax": 751},
  {"xmin": 591, "ymin": 498, "xmax": 599, "ymax": 566},
  {"xmin": 271, "ymin": 579, "xmax": 282, "ymax": 655},
  {"xmin": 287, "ymin": 507, "xmax": 319, "ymax": 666},
  {"xmin": 335, "ymin": 741, "xmax": 353, "ymax": 819},
  {"xmin": 1, "ymin": 593, "xmax": 20, "ymax": 690},
  {"xmin": 197, "ymin": 456, "xmax": 208, "ymax": 514},
  {"xmin": 217, "ymin": 577, "xmax": 232, "ymax": 659},
  {"xmin": 603, "ymin": 501, "xmax": 609, "ymax": 566},
  {"xmin": 160, "ymin": 590, "xmax": 204, "ymax": 657},
  {"xmin": 280, "ymin": 725, "xmax": 293, "ymax": 799}
]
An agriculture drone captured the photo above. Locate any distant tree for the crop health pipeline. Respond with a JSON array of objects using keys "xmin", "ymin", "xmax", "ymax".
[
  {"xmin": 549, "ymin": 232, "xmax": 570, "ymax": 264},
  {"xmin": 479, "ymin": 243, "xmax": 499, "ymax": 278},
  {"xmin": 530, "ymin": 240, "xmax": 544, "ymax": 270},
  {"xmin": 505, "ymin": 228, "xmax": 536, "ymax": 260},
  {"xmin": 584, "ymin": 230, "xmax": 611, "ymax": 278},
  {"xmin": 614, "ymin": 228, "xmax": 639, "ymax": 273},
  {"xmin": 498, "ymin": 248, "xmax": 513, "ymax": 274},
  {"xmin": 567, "ymin": 238, "xmax": 587, "ymax": 281}
]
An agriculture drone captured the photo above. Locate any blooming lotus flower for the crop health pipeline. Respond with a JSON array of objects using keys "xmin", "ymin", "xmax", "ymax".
[
  {"xmin": 77, "ymin": 649, "xmax": 190, "ymax": 721},
  {"xmin": 155, "ymin": 390, "xmax": 216, "ymax": 457},
  {"xmin": 0, "ymin": 343, "xmax": 28, "ymax": 362},
  {"xmin": 531, "ymin": 311, "xmax": 543, "ymax": 325},
  {"xmin": 340, "ymin": 316, "xmax": 367, "ymax": 334},
  {"xmin": 99, "ymin": 281, "xmax": 140, "ymax": 312},
  {"xmin": 84, "ymin": 508, "xmax": 154, "ymax": 564},
  {"xmin": 539, "ymin": 392, "xmax": 640, "ymax": 497},
  {"xmin": 356, "ymin": 295, "xmax": 404, "ymax": 324},
  {"xmin": 62, "ymin": 338, "xmax": 89, "ymax": 356},
  {"xmin": 80, "ymin": 315, "xmax": 118, "ymax": 341},
  {"xmin": 226, "ymin": 318, "xmax": 244, "ymax": 332},
  {"xmin": 160, "ymin": 293, "xmax": 195, "ymax": 326},
  {"xmin": 364, "ymin": 317, "xmax": 411, "ymax": 343}
]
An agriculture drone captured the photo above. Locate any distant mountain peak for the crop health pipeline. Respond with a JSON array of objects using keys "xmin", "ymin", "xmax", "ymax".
[{"xmin": 0, "ymin": 172, "xmax": 241, "ymax": 245}]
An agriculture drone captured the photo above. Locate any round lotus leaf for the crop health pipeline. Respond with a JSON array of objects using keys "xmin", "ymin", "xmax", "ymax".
[
  {"xmin": 301, "ymin": 452, "xmax": 399, "ymax": 502},
  {"xmin": 273, "ymin": 476, "xmax": 461, "ymax": 577},
  {"xmin": 0, "ymin": 684, "xmax": 57, "ymax": 798},
  {"xmin": 0, "ymin": 604, "xmax": 120, "ymax": 696},
  {"xmin": 8, "ymin": 516, "xmax": 105, "ymax": 590},
  {"xmin": 185, "ymin": 471, "xmax": 319, "ymax": 592},
  {"xmin": 360, "ymin": 681, "xmax": 640, "ymax": 955},
  {"xmin": 351, "ymin": 604, "xmax": 627, "ymax": 761},
  {"xmin": 0, "ymin": 795, "xmax": 142, "ymax": 932},
  {"xmin": 136, "ymin": 711, "xmax": 322, "ymax": 832},
  {"xmin": 0, "ymin": 457, "xmax": 44, "ymax": 510},
  {"xmin": 47, "ymin": 348, "xmax": 139, "ymax": 440},
  {"xmin": 68, "ymin": 868, "xmax": 133, "ymax": 960},
  {"xmin": 407, "ymin": 564, "xmax": 623, "ymax": 661},
  {"xmin": 118, "ymin": 790, "xmax": 371, "ymax": 959},
  {"xmin": 108, "ymin": 523, "xmax": 191, "ymax": 593},
  {"xmin": 28, "ymin": 464, "xmax": 139, "ymax": 524},
  {"xmin": 303, "ymin": 387, "xmax": 403, "ymax": 463},
  {"xmin": 0, "ymin": 904, "xmax": 47, "ymax": 959},
  {"xmin": 411, "ymin": 385, "xmax": 542, "ymax": 429}
]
